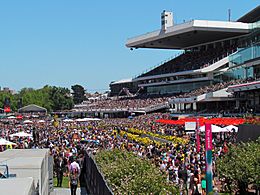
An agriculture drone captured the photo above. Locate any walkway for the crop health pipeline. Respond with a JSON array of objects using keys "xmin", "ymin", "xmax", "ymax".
[{"xmin": 50, "ymin": 187, "xmax": 88, "ymax": 195}]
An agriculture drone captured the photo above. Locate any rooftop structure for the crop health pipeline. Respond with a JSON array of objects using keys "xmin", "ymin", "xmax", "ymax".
[{"xmin": 0, "ymin": 149, "xmax": 52, "ymax": 195}]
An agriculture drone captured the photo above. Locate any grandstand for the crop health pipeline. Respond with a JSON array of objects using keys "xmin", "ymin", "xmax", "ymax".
[
  {"xmin": 72, "ymin": 6, "xmax": 260, "ymax": 117},
  {"xmin": 124, "ymin": 6, "xmax": 260, "ymax": 114}
]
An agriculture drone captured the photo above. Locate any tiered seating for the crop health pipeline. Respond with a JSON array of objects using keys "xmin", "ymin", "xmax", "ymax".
[{"xmin": 139, "ymin": 46, "xmax": 236, "ymax": 78}]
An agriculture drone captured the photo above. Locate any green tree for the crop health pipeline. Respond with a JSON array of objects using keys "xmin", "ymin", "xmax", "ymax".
[
  {"xmin": 49, "ymin": 86, "xmax": 74, "ymax": 111},
  {"xmin": 71, "ymin": 84, "xmax": 85, "ymax": 104},
  {"xmin": 216, "ymin": 138, "xmax": 260, "ymax": 194},
  {"xmin": 0, "ymin": 86, "xmax": 74, "ymax": 112}
]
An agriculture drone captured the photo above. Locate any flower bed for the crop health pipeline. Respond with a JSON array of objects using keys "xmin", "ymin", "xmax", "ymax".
[{"xmin": 126, "ymin": 128, "xmax": 188, "ymax": 145}]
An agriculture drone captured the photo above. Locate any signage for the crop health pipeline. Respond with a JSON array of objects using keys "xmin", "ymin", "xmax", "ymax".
[{"xmin": 185, "ymin": 122, "xmax": 196, "ymax": 131}]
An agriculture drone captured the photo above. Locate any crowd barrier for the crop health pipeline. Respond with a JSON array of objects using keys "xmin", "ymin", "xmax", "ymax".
[{"xmin": 84, "ymin": 152, "xmax": 113, "ymax": 195}]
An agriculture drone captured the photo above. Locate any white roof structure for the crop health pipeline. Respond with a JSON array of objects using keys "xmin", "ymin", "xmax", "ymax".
[
  {"xmin": 0, "ymin": 177, "xmax": 35, "ymax": 195},
  {"xmin": 126, "ymin": 20, "xmax": 250, "ymax": 49},
  {"xmin": 110, "ymin": 78, "xmax": 133, "ymax": 85},
  {"xmin": 199, "ymin": 125, "xmax": 223, "ymax": 133},
  {"xmin": 0, "ymin": 149, "xmax": 50, "ymax": 195}
]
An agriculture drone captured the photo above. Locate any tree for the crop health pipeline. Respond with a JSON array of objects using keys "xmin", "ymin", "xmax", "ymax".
[
  {"xmin": 71, "ymin": 84, "xmax": 85, "ymax": 104},
  {"xmin": 216, "ymin": 137, "xmax": 260, "ymax": 194},
  {"xmin": 49, "ymin": 86, "xmax": 74, "ymax": 111}
]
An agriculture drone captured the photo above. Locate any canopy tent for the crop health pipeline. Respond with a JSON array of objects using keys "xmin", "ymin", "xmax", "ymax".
[
  {"xmin": 9, "ymin": 131, "xmax": 32, "ymax": 138},
  {"xmin": 18, "ymin": 104, "xmax": 47, "ymax": 114},
  {"xmin": 0, "ymin": 138, "xmax": 17, "ymax": 146},
  {"xmin": 75, "ymin": 118, "xmax": 101, "ymax": 122},
  {"xmin": 86, "ymin": 118, "xmax": 101, "ymax": 121},
  {"xmin": 221, "ymin": 125, "xmax": 238, "ymax": 132},
  {"xmin": 156, "ymin": 118, "xmax": 245, "ymax": 126},
  {"xmin": 199, "ymin": 125, "xmax": 223, "ymax": 133}
]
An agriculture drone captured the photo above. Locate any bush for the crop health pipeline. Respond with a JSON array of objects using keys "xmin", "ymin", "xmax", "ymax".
[
  {"xmin": 216, "ymin": 137, "xmax": 260, "ymax": 194},
  {"xmin": 95, "ymin": 149, "xmax": 178, "ymax": 194}
]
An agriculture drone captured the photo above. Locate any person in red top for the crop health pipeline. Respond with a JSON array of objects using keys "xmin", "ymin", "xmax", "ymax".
[{"xmin": 223, "ymin": 142, "xmax": 229, "ymax": 153}]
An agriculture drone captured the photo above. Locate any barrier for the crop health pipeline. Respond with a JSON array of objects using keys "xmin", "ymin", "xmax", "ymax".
[{"xmin": 84, "ymin": 152, "xmax": 113, "ymax": 195}]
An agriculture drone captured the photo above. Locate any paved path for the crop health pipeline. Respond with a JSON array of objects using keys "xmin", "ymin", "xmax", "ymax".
[{"xmin": 50, "ymin": 188, "xmax": 88, "ymax": 195}]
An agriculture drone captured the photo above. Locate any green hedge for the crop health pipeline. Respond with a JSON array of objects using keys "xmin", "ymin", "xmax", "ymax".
[{"xmin": 95, "ymin": 149, "xmax": 178, "ymax": 194}]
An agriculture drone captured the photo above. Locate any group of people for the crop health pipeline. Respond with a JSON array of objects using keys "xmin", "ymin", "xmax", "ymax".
[
  {"xmin": 74, "ymin": 96, "xmax": 169, "ymax": 111},
  {"xmin": 177, "ymin": 78, "xmax": 256, "ymax": 98},
  {"xmin": 0, "ymin": 112, "xmax": 238, "ymax": 195},
  {"xmin": 140, "ymin": 44, "xmax": 237, "ymax": 77}
]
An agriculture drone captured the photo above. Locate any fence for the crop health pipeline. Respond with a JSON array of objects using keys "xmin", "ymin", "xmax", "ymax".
[{"xmin": 84, "ymin": 152, "xmax": 113, "ymax": 195}]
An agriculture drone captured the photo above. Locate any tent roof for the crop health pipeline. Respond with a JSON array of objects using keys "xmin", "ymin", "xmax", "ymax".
[
  {"xmin": 0, "ymin": 177, "xmax": 34, "ymax": 195},
  {"xmin": 18, "ymin": 104, "xmax": 47, "ymax": 113}
]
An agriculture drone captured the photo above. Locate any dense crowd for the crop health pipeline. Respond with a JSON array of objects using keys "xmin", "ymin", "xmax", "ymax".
[
  {"xmin": 177, "ymin": 78, "xmax": 256, "ymax": 98},
  {"xmin": 140, "ymin": 45, "xmax": 237, "ymax": 77},
  {"xmin": 74, "ymin": 97, "xmax": 169, "ymax": 111},
  {"xmin": 74, "ymin": 78, "xmax": 258, "ymax": 114},
  {"xmin": 0, "ymin": 113, "xmax": 238, "ymax": 194}
]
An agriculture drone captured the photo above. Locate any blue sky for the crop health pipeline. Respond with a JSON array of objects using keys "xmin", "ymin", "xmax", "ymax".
[{"xmin": 0, "ymin": 0, "xmax": 258, "ymax": 92}]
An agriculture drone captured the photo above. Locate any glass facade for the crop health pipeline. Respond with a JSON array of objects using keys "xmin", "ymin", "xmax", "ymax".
[
  {"xmin": 147, "ymin": 81, "xmax": 210, "ymax": 95},
  {"xmin": 229, "ymin": 44, "xmax": 260, "ymax": 67},
  {"xmin": 224, "ymin": 22, "xmax": 260, "ymax": 81}
]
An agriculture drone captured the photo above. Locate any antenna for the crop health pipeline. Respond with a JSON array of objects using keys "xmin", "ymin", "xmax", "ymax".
[{"xmin": 228, "ymin": 9, "xmax": 231, "ymax": 21}]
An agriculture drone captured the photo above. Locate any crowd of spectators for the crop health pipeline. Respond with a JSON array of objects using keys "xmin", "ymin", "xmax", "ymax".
[
  {"xmin": 74, "ymin": 78, "xmax": 258, "ymax": 113},
  {"xmin": 74, "ymin": 96, "xmax": 169, "ymax": 111},
  {"xmin": 139, "ymin": 45, "xmax": 237, "ymax": 78},
  {"xmin": 177, "ymin": 78, "xmax": 256, "ymax": 98},
  {"xmin": 0, "ymin": 113, "xmax": 238, "ymax": 194}
]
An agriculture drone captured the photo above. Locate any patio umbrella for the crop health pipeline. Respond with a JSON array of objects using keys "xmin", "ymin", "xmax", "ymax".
[
  {"xmin": 7, "ymin": 116, "xmax": 16, "ymax": 119},
  {"xmin": 23, "ymin": 120, "xmax": 33, "ymax": 124}
]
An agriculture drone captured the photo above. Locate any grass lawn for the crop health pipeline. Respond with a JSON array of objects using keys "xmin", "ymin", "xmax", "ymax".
[{"xmin": 53, "ymin": 176, "xmax": 70, "ymax": 188}]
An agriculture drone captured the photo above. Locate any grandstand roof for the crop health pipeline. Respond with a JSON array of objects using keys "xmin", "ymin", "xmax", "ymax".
[
  {"xmin": 237, "ymin": 6, "xmax": 260, "ymax": 23},
  {"xmin": 126, "ymin": 20, "xmax": 249, "ymax": 49},
  {"xmin": 110, "ymin": 78, "xmax": 133, "ymax": 85}
]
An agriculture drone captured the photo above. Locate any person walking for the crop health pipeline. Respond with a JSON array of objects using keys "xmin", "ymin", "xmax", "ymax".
[
  {"xmin": 55, "ymin": 156, "xmax": 66, "ymax": 187},
  {"xmin": 69, "ymin": 156, "xmax": 80, "ymax": 195}
]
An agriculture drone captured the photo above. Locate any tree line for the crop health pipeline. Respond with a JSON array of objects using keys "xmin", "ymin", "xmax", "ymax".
[{"xmin": 0, "ymin": 84, "xmax": 86, "ymax": 112}]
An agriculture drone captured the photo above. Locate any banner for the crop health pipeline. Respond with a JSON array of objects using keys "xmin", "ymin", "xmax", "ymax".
[
  {"xmin": 205, "ymin": 123, "xmax": 213, "ymax": 193},
  {"xmin": 205, "ymin": 123, "xmax": 212, "ymax": 150},
  {"xmin": 185, "ymin": 122, "xmax": 196, "ymax": 130},
  {"xmin": 196, "ymin": 119, "xmax": 200, "ymax": 152}
]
